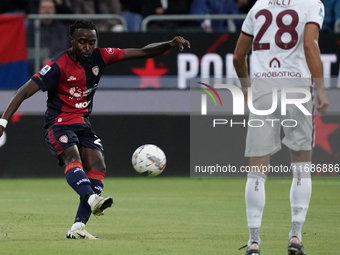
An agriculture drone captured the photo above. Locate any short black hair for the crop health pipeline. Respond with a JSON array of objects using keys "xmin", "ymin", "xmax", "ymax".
[{"xmin": 69, "ymin": 19, "xmax": 98, "ymax": 38}]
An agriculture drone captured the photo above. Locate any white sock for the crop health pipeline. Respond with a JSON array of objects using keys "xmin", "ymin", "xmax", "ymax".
[
  {"xmin": 289, "ymin": 162, "xmax": 312, "ymax": 241},
  {"xmin": 71, "ymin": 222, "xmax": 85, "ymax": 231},
  {"xmin": 245, "ymin": 172, "xmax": 267, "ymax": 246},
  {"xmin": 87, "ymin": 194, "xmax": 96, "ymax": 206}
]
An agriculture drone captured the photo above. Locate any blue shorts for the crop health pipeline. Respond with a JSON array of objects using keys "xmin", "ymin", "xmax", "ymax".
[{"xmin": 44, "ymin": 124, "xmax": 104, "ymax": 165}]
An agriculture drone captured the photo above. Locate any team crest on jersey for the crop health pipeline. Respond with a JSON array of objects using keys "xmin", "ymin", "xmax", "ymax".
[
  {"xmin": 39, "ymin": 65, "xmax": 51, "ymax": 76},
  {"xmin": 92, "ymin": 66, "xmax": 99, "ymax": 76},
  {"xmin": 105, "ymin": 48, "xmax": 115, "ymax": 54},
  {"xmin": 59, "ymin": 135, "xmax": 68, "ymax": 143}
]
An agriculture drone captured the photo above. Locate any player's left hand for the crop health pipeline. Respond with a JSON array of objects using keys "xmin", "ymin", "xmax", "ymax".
[
  {"xmin": 170, "ymin": 36, "xmax": 190, "ymax": 51},
  {"xmin": 316, "ymin": 89, "xmax": 329, "ymax": 116}
]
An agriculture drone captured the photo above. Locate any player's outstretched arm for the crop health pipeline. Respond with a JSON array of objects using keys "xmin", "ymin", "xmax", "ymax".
[
  {"xmin": 304, "ymin": 23, "xmax": 329, "ymax": 115},
  {"xmin": 0, "ymin": 79, "xmax": 40, "ymax": 138},
  {"xmin": 122, "ymin": 36, "xmax": 190, "ymax": 60}
]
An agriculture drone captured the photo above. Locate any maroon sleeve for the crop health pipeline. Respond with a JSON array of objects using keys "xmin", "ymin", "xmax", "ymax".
[{"xmin": 98, "ymin": 48, "xmax": 125, "ymax": 65}]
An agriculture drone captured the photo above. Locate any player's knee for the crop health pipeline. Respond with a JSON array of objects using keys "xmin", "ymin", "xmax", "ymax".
[
  {"xmin": 98, "ymin": 166, "xmax": 106, "ymax": 175},
  {"xmin": 61, "ymin": 146, "xmax": 81, "ymax": 166},
  {"xmin": 62, "ymin": 157, "xmax": 82, "ymax": 167},
  {"xmin": 91, "ymin": 162, "xmax": 106, "ymax": 175}
]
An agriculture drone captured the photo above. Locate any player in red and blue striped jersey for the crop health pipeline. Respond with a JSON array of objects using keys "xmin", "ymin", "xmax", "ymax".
[{"xmin": 0, "ymin": 19, "xmax": 190, "ymax": 239}]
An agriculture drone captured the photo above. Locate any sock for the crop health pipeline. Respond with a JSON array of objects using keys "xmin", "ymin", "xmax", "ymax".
[
  {"xmin": 74, "ymin": 200, "xmax": 92, "ymax": 225},
  {"xmin": 71, "ymin": 221, "xmax": 85, "ymax": 231},
  {"xmin": 73, "ymin": 170, "xmax": 105, "ymax": 225},
  {"xmin": 289, "ymin": 162, "xmax": 312, "ymax": 241},
  {"xmin": 249, "ymin": 228, "xmax": 260, "ymax": 246},
  {"xmin": 87, "ymin": 170, "xmax": 105, "ymax": 206},
  {"xmin": 87, "ymin": 194, "xmax": 96, "ymax": 206},
  {"xmin": 289, "ymin": 221, "xmax": 303, "ymax": 241},
  {"xmin": 65, "ymin": 161, "xmax": 94, "ymax": 200},
  {"xmin": 245, "ymin": 172, "xmax": 267, "ymax": 246},
  {"xmin": 87, "ymin": 170, "xmax": 105, "ymax": 195}
]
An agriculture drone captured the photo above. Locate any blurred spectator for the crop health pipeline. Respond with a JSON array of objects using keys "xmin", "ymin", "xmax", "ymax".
[
  {"xmin": 336, "ymin": 18, "xmax": 340, "ymax": 33},
  {"xmin": 0, "ymin": 0, "xmax": 31, "ymax": 14},
  {"xmin": 54, "ymin": 0, "xmax": 74, "ymax": 14},
  {"xmin": 121, "ymin": 0, "xmax": 143, "ymax": 15},
  {"xmin": 190, "ymin": 0, "xmax": 241, "ymax": 32},
  {"xmin": 53, "ymin": 0, "xmax": 75, "ymax": 26},
  {"xmin": 161, "ymin": 0, "xmax": 194, "ymax": 30},
  {"xmin": 139, "ymin": 0, "xmax": 192, "ymax": 17},
  {"xmin": 236, "ymin": 0, "xmax": 256, "ymax": 14},
  {"xmin": 73, "ymin": 0, "xmax": 123, "ymax": 32},
  {"xmin": 125, "ymin": 0, "xmax": 193, "ymax": 31},
  {"xmin": 28, "ymin": 0, "xmax": 74, "ymax": 13},
  {"xmin": 322, "ymin": 0, "xmax": 340, "ymax": 33},
  {"xmin": 28, "ymin": 0, "xmax": 75, "ymax": 25},
  {"xmin": 26, "ymin": 0, "xmax": 69, "ymax": 75},
  {"xmin": 120, "ymin": 0, "xmax": 143, "ymax": 31}
]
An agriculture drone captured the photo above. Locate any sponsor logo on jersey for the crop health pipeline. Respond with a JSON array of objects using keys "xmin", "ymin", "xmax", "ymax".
[
  {"xmin": 83, "ymin": 83, "xmax": 98, "ymax": 96},
  {"xmin": 75, "ymin": 100, "xmax": 91, "ymax": 109},
  {"xmin": 92, "ymin": 66, "xmax": 99, "ymax": 76},
  {"xmin": 69, "ymin": 87, "xmax": 82, "ymax": 100},
  {"xmin": 105, "ymin": 48, "xmax": 115, "ymax": 54},
  {"xmin": 254, "ymin": 71, "xmax": 301, "ymax": 78},
  {"xmin": 39, "ymin": 65, "xmax": 51, "ymax": 76},
  {"xmin": 59, "ymin": 135, "xmax": 68, "ymax": 143},
  {"xmin": 67, "ymin": 76, "xmax": 77, "ymax": 81},
  {"xmin": 269, "ymin": 58, "xmax": 280, "ymax": 68}
]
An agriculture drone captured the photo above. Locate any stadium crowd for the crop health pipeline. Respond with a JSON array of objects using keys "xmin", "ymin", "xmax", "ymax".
[
  {"xmin": 0, "ymin": 0, "xmax": 340, "ymax": 32},
  {"xmin": 1, "ymin": 0, "xmax": 258, "ymax": 32},
  {"xmin": 1, "ymin": 0, "xmax": 339, "ymax": 76},
  {"xmin": 1, "ymin": 0, "xmax": 339, "ymax": 32}
]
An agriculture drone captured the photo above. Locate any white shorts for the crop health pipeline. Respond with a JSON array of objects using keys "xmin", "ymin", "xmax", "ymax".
[{"xmin": 245, "ymin": 89, "xmax": 315, "ymax": 157}]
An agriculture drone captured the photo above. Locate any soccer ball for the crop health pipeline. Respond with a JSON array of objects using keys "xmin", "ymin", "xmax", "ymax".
[{"xmin": 132, "ymin": 144, "xmax": 166, "ymax": 176}]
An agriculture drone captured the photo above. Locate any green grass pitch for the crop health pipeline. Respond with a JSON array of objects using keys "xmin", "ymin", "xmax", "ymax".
[{"xmin": 0, "ymin": 177, "xmax": 339, "ymax": 255}]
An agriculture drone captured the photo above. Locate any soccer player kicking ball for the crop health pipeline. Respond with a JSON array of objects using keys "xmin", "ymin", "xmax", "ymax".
[
  {"xmin": 0, "ymin": 20, "xmax": 190, "ymax": 239},
  {"xmin": 233, "ymin": 0, "xmax": 328, "ymax": 254}
]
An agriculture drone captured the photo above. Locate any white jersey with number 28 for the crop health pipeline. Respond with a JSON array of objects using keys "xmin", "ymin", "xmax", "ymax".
[{"xmin": 242, "ymin": 0, "xmax": 324, "ymax": 80}]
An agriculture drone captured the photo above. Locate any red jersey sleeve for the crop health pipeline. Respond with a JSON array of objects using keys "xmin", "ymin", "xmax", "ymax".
[{"xmin": 99, "ymin": 48, "xmax": 125, "ymax": 65}]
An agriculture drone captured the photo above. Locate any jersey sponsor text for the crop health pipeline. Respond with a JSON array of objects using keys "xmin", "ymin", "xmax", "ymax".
[{"xmin": 75, "ymin": 100, "xmax": 91, "ymax": 109}]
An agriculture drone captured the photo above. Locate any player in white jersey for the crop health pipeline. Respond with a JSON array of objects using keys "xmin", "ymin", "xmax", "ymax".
[{"xmin": 233, "ymin": 0, "xmax": 329, "ymax": 254}]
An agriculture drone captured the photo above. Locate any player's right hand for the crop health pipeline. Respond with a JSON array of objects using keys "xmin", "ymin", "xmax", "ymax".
[
  {"xmin": 316, "ymin": 90, "xmax": 329, "ymax": 116},
  {"xmin": 170, "ymin": 36, "xmax": 190, "ymax": 51}
]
